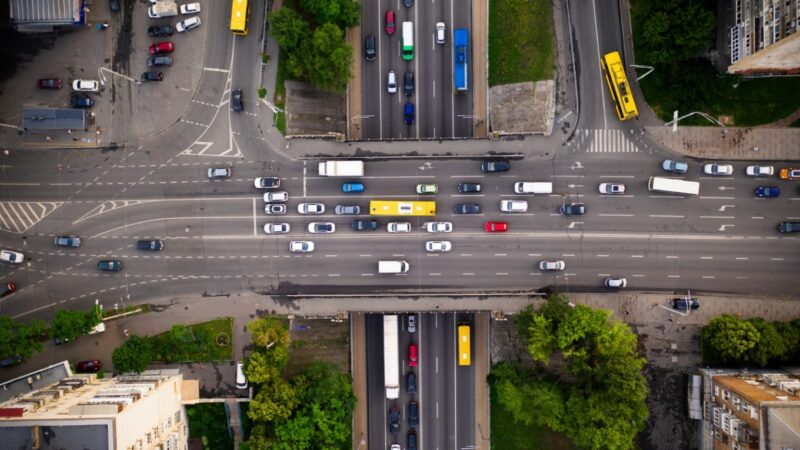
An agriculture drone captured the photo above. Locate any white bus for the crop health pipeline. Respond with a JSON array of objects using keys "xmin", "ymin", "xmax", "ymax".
[
  {"xmin": 402, "ymin": 22, "xmax": 414, "ymax": 61},
  {"xmin": 648, "ymin": 177, "xmax": 699, "ymax": 196}
]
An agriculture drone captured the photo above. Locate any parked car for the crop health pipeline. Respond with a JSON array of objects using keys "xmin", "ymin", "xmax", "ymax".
[
  {"xmin": 72, "ymin": 79, "xmax": 99, "ymax": 92},
  {"xmin": 484, "ymin": 221, "xmax": 508, "ymax": 232},
  {"xmin": 70, "ymin": 93, "xmax": 94, "ymax": 108},
  {"xmin": 424, "ymin": 222, "xmax": 452, "ymax": 233},
  {"xmin": 778, "ymin": 168, "xmax": 800, "ymax": 180},
  {"xmin": 136, "ymin": 240, "xmax": 164, "ymax": 251},
  {"xmin": 365, "ymin": 35, "xmax": 376, "ymax": 61},
  {"xmin": 778, "ymin": 222, "xmax": 800, "ymax": 233},
  {"xmin": 0, "ymin": 250, "xmax": 24, "ymax": 264},
  {"xmin": 703, "ymin": 163, "xmax": 733, "ymax": 176},
  {"xmin": 76, "ymin": 359, "xmax": 102, "ymax": 372},
  {"xmin": 454, "ymin": 203, "xmax": 480, "ymax": 214},
  {"xmin": 335, "ymin": 205, "xmax": 361, "ymax": 215},
  {"xmin": 208, "ymin": 167, "xmax": 231, "ymax": 178},
  {"xmin": 598, "ymin": 183, "xmax": 626, "ymax": 194},
  {"xmin": 404, "ymin": 102, "xmax": 414, "ymax": 124},
  {"xmin": 254, "ymin": 177, "xmax": 280, "ymax": 189},
  {"xmin": 406, "ymin": 371, "xmax": 417, "ymax": 393},
  {"xmin": 425, "ymin": 240, "xmax": 452, "ymax": 252},
  {"xmin": 54, "ymin": 236, "xmax": 81, "ymax": 248},
  {"xmin": 97, "ymin": 260, "xmax": 122, "ymax": 271},
  {"xmin": 385, "ymin": 10, "xmax": 395, "ymax": 34},
  {"xmin": 661, "ymin": 159, "xmax": 688, "ymax": 174},
  {"xmin": 560, "ymin": 203, "xmax": 585, "ymax": 215},
  {"xmin": 176, "ymin": 17, "xmax": 201, "ymax": 32},
  {"xmin": 457, "ymin": 182, "xmax": 481, "ymax": 193},
  {"xmin": 180, "ymin": 2, "xmax": 201, "ymax": 14},
  {"xmin": 0, "ymin": 355, "xmax": 22, "ymax": 368},
  {"xmin": 147, "ymin": 55, "xmax": 173, "ymax": 66},
  {"xmin": 481, "ymin": 159, "xmax": 510, "ymax": 173},
  {"xmin": 604, "ymin": 277, "xmax": 627, "ymax": 289},
  {"xmin": 0, "ymin": 282, "xmax": 16, "ymax": 298},
  {"xmin": 147, "ymin": 25, "xmax": 174, "ymax": 37},
  {"xmin": 264, "ymin": 223, "xmax": 290, "ymax": 234},
  {"xmin": 231, "ymin": 88, "xmax": 243, "ymax": 112},
  {"xmin": 342, "ymin": 182, "xmax": 365, "ymax": 193},
  {"xmin": 388, "ymin": 222, "xmax": 411, "ymax": 233},
  {"xmin": 408, "ymin": 401, "xmax": 419, "ymax": 426},
  {"xmin": 435, "ymin": 22, "xmax": 446, "ymax": 44},
  {"xmin": 352, "ymin": 219, "xmax": 379, "ymax": 231},
  {"xmin": 308, "ymin": 222, "xmax": 335, "ymax": 234},
  {"xmin": 264, "ymin": 204, "xmax": 287, "ymax": 215},
  {"xmin": 37, "ymin": 78, "xmax": 62, "ymax": 89},
  {"xmin": 236, "ymin": 361, "xmax": 248, "ymax": 389},
  {"xmin": 141, "ymin": 71, "xmax": 164, "ymax": 82},
  {"xmin": 407, "ymin": 314, "xmax": 416, "ymax": 333},
  {"xmin": 408, "ymin": 343, "xmax": 418, "ymax": 366},
  {"xmin": 289, "ymin": 241, "xmax": 315, "ymax": 253},
  {"xmin": 404, "ymin": 71, "xmax": 414, "ymax": 96},
  {"xmin": 538, "ymin": 260, "xmax": 565, "ymax": 271},
  {"xmin": 672, "ymin": 298, "xmax": 700, "ymax": 310},
  {"xmin": 407, "ymin": 429, "xmax": 417, "ymax": 450},
  {"xmin": 263, "ymin": 191, "xmax": 288, "ymax": 202},
  {"xmin": 755, "ymin": 186, "xmax": 780, "ymax": 198},
  {"xmin": 745, "ymin": 165, "xmax": 774, "ymax": 177},
  {"xmin": 388, "ymin": 406, "xmax": 400, "ymax": 433},
  {"xmin": 149, "ymin": 42, "xmax": 175, "ymax": 54},
  {"xmin": 416, "ymin": 183, "xmax": 437, "ymax": 194},
  {"xmin": 297, "ymin": 203, "xmax": 325, "ymax": 214},
  {"xmin": 387, "ymin": 70, "xmax": 398, "ymax": 94}
]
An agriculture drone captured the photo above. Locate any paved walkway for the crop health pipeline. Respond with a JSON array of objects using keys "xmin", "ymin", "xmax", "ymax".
[{"xmin": 648, "ymin": 126, "xmax": 800, "ymax": 161}]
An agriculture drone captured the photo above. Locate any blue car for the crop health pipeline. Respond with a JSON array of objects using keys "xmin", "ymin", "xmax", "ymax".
[
  {"xmin": 662, "ymin": 159, "xmax": 688, "ymax": 174},
  {"xmin": 755, "ymin": 186, "xmax": 780, "ymax": 198},
  {"xmin": 404, "ymin": 102, "xmax": 414, "ymax": 124},
  {"xmin": 342, "ymin": 182, "xmax": 365, "ymax": 193}
]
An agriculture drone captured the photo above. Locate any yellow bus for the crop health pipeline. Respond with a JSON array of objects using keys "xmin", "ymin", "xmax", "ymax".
[
  {"xmin": 600, "ymin": 51, "xmax": 638, "ymax": 121},
  {"xmin": 457, "ymin": 325, "xmax": 471, "ymax": 366},
  {"xmin": 230, "ymin": 0, "xmax": 250, "ymax": 35},
  {"xmin": 369, "ymin": 200, "xmax": 436, "ymax": 216}
]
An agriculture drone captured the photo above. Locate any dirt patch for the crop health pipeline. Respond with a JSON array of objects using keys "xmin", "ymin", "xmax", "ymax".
[{"xmin": 284, "ymin": 317, "xmax": 350, "ymax": 378}]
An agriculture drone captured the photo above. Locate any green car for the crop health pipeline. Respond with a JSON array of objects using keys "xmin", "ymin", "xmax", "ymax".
[
  {"xmin": 97, "ymin": 260, "xmax": 122, "ymax": 272},
  {"xmin": 415, "ymin": 183, "xmax": 438, "ymax": 194}
]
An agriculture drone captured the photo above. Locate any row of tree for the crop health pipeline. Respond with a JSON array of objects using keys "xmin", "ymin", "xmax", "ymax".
[
  {"xmin": 0, "ymin": 306, "xmax": 102, "ymax": 362},
  {"xmin": 244, "ymin": 318, "xmax": 355, "ymax": 449},
  {"xmin": 491, "ymin": 295, "xmax": 649, "ymax": 450},
  {"xmin": 702, "ymin": 315, "xmax": 800, "ymax": 366},
  {"xmin": 270, "ymin": 0, "xmax": 359, "ymax": 92}
]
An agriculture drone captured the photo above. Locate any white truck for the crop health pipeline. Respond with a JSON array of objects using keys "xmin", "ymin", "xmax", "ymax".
[
  {"xmin": 383, "ymin": 315, "xmax": 400, "ymax": 399},
  {"xmin": 318, "ymin": 160, "xmax": 364, "ymax": 177},
  {"xmin": 148, "ymin": 1, "xmax": 178, "ymax": 18}
]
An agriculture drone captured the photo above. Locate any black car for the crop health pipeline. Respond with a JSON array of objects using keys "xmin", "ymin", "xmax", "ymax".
[
  {"xmin": 407, "ymin": 371, "xmax": 416, "ymax": 394},
  {"xmin": 137, "ymin": 240, "xmax": 164, "ymax": 251},
  {"xmin": 408, "ymin": 401, "xmax": 419, "ymax": 426},
  {"xmin": 481, "ymin": 159, "xmax": 510, "ymax": 173},
  {"xmin": 147, "ymin": 25, "xmax": 174, "ymax": 37},
  {"xmin": 147, "ymin": 56, "xmax": 173, "ymax": 67},
  {"xmin": 454, "ymin": 203, "xmax": 480, "ymax": 214},
  {"xmin": 141, "ymin": 71, "xmax": 164, "ymax": 82},
  {"xmin": 404, "ymin": 71, "xmax": 414, "ymax": 96},
  {"xmin": 778, "ymin": 222, "xmax": 800, "ymax": 233},
  {"xmin": 0, "ymin": 282, "xmax": 16, "ymax": 298},
  {"xmin": 365, "ymin": 35, "xmax": 376, "ymax": 61},
  {"xmin": 352, "ymin": 219, "xmax": 379, "ymax": 231},
  {"xmin": 97, "ymin": 260, "xmax": 123, "ymax": 272},
  {"xmin": 231, "ymin": 88, "xmax": 243, "ymax": 112},
  {"xmin": 109, "ymin": 0, "xmax": 120, "ymax": 12},
  {"xmin": 457, "ymin": 182, "xmax": 481, "ymax": 193},
  {"xmin": 0, "ymin": 354, "xmax": 22, "ymax": 368},
  {"xmin": 407, "ymin": 429, "xmax": 417, "ymax": 450},
  {"xmin": 70, "ymin": 93, "xmax": 94, "ymax": 108},
  {"xmin": 560, "ymin": 203, "xmax": 586, "ymax": 215},
  {"xmin": 672, "ymin": 298, "xmax": 700, "ymax": 311},
  {"xmin": 388, "ymin": 406, "xmax": 400, "ymax": 433}
]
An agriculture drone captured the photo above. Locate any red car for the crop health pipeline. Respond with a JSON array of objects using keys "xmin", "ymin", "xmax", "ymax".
[
  {"xmin": 37, "ymin": 78, "xmax": 62, "ymax": 89},
  {"xmin": 149, "ymin": 42, "xmax": 175, "ymax": 54},
  {"xmin": 385, "ymin": 10, "xmax": 395, "ymax": 35},
  {"xmin": 408, "ymin": 343, "xmax": 418, "ymax": 367},
  {"xmin": 0, "ymin": 282, "xmax": 16, "ymax": 298},
  {"xmin": 76, "ymin": 360, "xmax": 102, "ymax": 372},
  {"xmin": 485, "ymin": 221, "xmax": 509, "ymax": 232}
]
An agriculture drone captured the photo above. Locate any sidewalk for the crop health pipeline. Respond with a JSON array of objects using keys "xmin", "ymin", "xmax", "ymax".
[{"xmin": 647, "ymin": 126, "xmax": 800, "ymax": 161}]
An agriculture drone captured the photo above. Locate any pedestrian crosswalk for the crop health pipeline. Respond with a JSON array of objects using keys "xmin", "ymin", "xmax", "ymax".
[
  {"xmin": 578, "ymin": 129, "xmax": 640, "ymax": 153},
  {"xmin": 0, "ymin": 202, "xmax": 62, "ymax": 233}
]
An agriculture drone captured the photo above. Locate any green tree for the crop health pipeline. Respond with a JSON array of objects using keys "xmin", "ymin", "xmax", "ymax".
[
  {"xmin": 702, "ymin": 315, "xmax": 761, "ymax": 362},
  {"xmin": 639, "ymin": 0, "xmax": 714, "ymax": 66},
  {"xmin": 186, "ymin": 403, "xmax": 233, "ymax": 450},
  {"xmin": 248, "ymin": 376, "xmax": 298, "ymax": 422},
  {"xmin": 525, "ymin": 314, "xmax": 556, "ymax": 362},
  {"xmin": 112, "ymin": 335, "xmax": 152, "ymax": 373},
  {"xmin": 270, "ymin": 7, "xmax": 310, "ymax": 50},
  {"xmin": 0, "ymin": 316, "xmax": 46, "ymax": 360},
  {"xmin": 51, "ymin": 309, "xmax": 91, "ymax": 342},
  {"xmin": 244, "ymin": 351, "xmax": 283, "ymax": 384},
  {"xmin": 743, "ymin": 318, "xmax": 786, "ymax": 366},
  {"xmin": 247, "ymin": 317, "xmax": 290, "ymax": 351},
  {"xmin": 774, "ymin": 320, "xmax": 800, "ymax": 363},
  {"xmin": 304, "ymin": 24, "xmax": 353, "ymax": 92},
  {"xmin": 297, "ymin": 0, "xmax": 360, "ymax": 28}
]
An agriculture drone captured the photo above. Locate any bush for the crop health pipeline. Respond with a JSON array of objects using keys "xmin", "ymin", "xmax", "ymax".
[{"xmin": 258, "ymin": 87, "xmax": 267, "ymax": 98}]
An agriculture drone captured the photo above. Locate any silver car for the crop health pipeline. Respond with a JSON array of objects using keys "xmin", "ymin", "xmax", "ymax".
[
  {"xmin": 604, "ymin": 277, "xmax": 627, "ymax": 288},
  {"xmin": 308, "ymin": 222, "xmax": 335, "ymax": 233},
  {"xmin": 289, "ymin": 241, "xmax": 315, "ymax": 253},
  {"xmin": 388, "ymin": 222, "xmax": 411, "ymax": 233},
  {"xmin": 425, "ymin": 241, "xmax": 452, "ymax": 252},
  {"xmin": 263, "ymin": 191, "xmax": 289, "ymax": 202},
  {"xmin": 538, "ymin": 260, "xmax": 565, "ymax": 271},
  {"xmin": 264, "ymin": 204, "xmax": 287, "ymax": 215},
  {"xmin": 298, "ymin": 203, "xmax": 325, "ymax": 214},
  {"xmin": 263, "ymin": 223, "xmax": 290, "ymax": 234},
  {"xmin": 424, "ymin": 222, "xmax": 453, "ymax": 233},
  {"xmin": 207, "ymin": 167, "xmax": 231, "ymax": 178},
  {"xmin": 335, "ymin": 205, "xmax": 361, "ymax": 215}
]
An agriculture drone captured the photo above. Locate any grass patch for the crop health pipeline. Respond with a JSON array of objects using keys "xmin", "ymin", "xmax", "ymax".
[
  {"xmin": 490, "ymin": 382, "xmax": 576, "ymax": 450},
  {"xmin": 186, "ymin": 403, "xmax": 233, "ymax": 450},
  {"xmin": 273, "ymin": 49, "xmax": 288, "ymax": 135},
  {"xmin": 489, "ymin": 0, "xmax": 555, "ymax": 86},
  {"xmin": 150, "ymin": 318, "xmax": 233, "ymax": 363}
]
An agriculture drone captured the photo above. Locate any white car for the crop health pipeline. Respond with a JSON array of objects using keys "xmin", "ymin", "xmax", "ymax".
[
  {"xmin": 387, "ymin": 222, "xmax": 411, "ymax": 233},
  {"xmin": 308, "ymin": 222, "xmax": 335, "ymax": 234},
  {"xmin": 297, "ymin": 203, "xmax": 325, "ymax": 214},
  {"xmin": 387, "ymin": 70, "xmax": 397, "ymax": 94},
  {"xmin": 72, "ymin": 79, "xmax": 99, "ymax": 92},
  {"xmin": 263, "ymin": 191, "xmax": 289, "ymax": 202},
  {"xmin": 180, "ymin": 2, "xmax": 201, "ymax": 14},
  {"xmin": 263, "ymin": 223, "xmax": 290, "ymax": 234},
  {"xmin": 500, "ymin": 200, "xmax": 528, "ymax": 212},
  {"xmin": 0, "ymin": 249, "xmax": 24, "ymax": 264},
  {"xmin": 264, "ymin": 204, "xmax": 286, "ymax": 215},
  {"xmin": 604, "ymin": 277, "xmax": 627, "ymax": 288},
  {"xmin": 538, "ymin": 260, "xmax": 565, "ymax": 271},
  {"xmin": 435, "ymin": 22, "xmax": 446, "ymax": 44},
  {"xmin": 207, "ymin": 167, "xmax": 231, "ymax": 178},
  {"xmin": 254, "ymin": 177, "xmax": 280, "ymax": 189},
  {"xmin": 424, "ymin": 222, "xmax": 452, "ymax": 233},
  {"xmin": 598, "ymin": 183, "xmax": 626, "ymax": 194},
  {"xmin": 176, "ymin": 16, "xmax": 201, "ymax": 32},
  {"xmin": 425, "ymin": 241, "xmax": 452, "ymax": 252},
  {"xmin": 289, "ymin": 241, "xmax": 315, "ymax": 253},
  {"xmin": 745, "ymin": 165, "xmax": 774, "ymax": 177},
  {"xmin": 703, "ymin": 163, "xmax": 733, "ymax": 176}
]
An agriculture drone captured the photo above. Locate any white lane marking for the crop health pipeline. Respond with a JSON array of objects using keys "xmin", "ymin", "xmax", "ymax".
[
  {"xmin": 599, "ymin": 213, "xmax": 633, "ymax": 217},
  {"xmin": 699, "ymin": 216, "xmax": 735, "ymax": 219},
  {"xmin": 650, "ymin": 214, "xmax": 685, "ymax": 218}
]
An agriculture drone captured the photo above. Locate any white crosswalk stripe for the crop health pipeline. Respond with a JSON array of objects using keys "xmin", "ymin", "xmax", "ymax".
[
  {"xmin": 581, "ymin": 129, "xmax": 640, "ymax": 153},
  {"xmin": 0, "ymin": 202, "xmax": 62, "ymax": 233}
]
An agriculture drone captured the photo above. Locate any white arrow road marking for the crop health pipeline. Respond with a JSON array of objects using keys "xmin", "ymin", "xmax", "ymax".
[
  {"xmin": 567, "ymin": 222, "xmax": 584, "ymax": 229},
  {"xmin": 718, "ymin": 224, "xmax": 735, "ymax": 232},
  {"xmin": 571, "ymin": 161, "xmax": 584, "ymax": 170},
  {"xmin": 418, "ymin": 162, "xmax": 433, "ymax": 171},
  {"xmin": 719, "ymin": 205, "xmax": 735, "ymax": 211},
  {"xmin": 718, "ymin": 186, "xmax": 735, "ymax": 191}
]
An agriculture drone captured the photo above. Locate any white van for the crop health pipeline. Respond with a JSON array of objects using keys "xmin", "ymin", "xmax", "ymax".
[
  {"xmin": 378, "ymin": 260, "xmax": 410, "ymax": 274},
  {"xmin": 514, "ymin": 182, "xmax": 553, "ymax": 195},
  {"xmin": 88, "ymin": 322, "xmax": 106, "ymax": 335},
  {"xmin": 500, "ymin": 200, "xmax": 528, "ymax": 212},
  {"xmin": 236, "ymin": 361, "xmax": 248, "ymax": 389}
]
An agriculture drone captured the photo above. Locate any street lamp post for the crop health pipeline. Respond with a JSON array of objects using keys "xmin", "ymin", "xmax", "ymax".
[{"xmin": 98, "ymin": 67, "xmax": 141, "ymax": 86}]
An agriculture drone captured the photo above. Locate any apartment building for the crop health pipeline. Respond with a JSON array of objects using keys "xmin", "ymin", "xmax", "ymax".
[
  {"xmin": 728, "ymin": 0, "xmax": 800, "ymax": 74},
  {"xmin": 0, "ymin": 361, "xmax": 197, "ymax": 450},
  {"xmin": 699, "ymin": 368, "xmax": 800, "ymax": 450}
]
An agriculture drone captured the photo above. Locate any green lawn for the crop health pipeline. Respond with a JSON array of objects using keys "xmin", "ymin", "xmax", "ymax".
[
  {"xmin": 489, "ymin": 0, "xmax": 556, "ymax": 86},
  {"xmin": 273, "ymin": 49, "xmax": 288, "ymax": 135},
  {"xmin": 150, "ymin": 318, "xmax": 233, "ymax": 363},
  {"xmin": 490, "ymin": 383, "xmax": 575, "ymax": 450}
]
